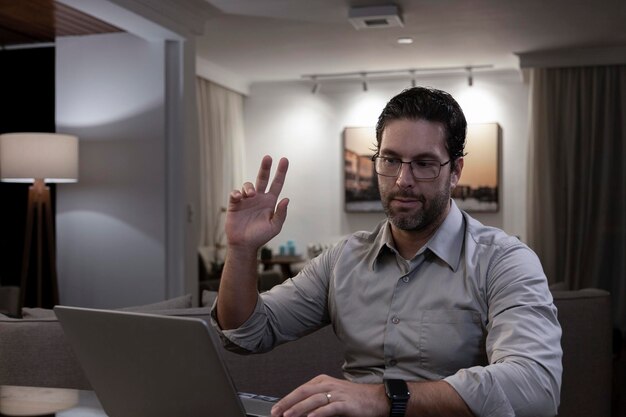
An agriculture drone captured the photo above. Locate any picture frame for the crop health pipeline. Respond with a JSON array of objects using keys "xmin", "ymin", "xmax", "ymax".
[{"xmin": 343, "ymin": 123, "xmax": 501, "ymax": 212}]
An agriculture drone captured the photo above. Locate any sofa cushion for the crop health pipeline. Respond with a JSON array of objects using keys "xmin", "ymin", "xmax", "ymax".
[
  {"xmin": 197, "ymin": 290, "xmax": 344, "ymax": 397},
  {"xmin": 119, "ymin": 294, "xmax": 192, "ymax": 312},
  {"xmin": 21, "ymin": 307, "xmax": 56, "ymax": 319},
  {"xmin": 220, "ymin": 325, "xmax": 345, "ymax": 397}
]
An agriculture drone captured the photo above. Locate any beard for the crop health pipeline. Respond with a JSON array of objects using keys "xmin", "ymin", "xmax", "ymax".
[{"xmin": 381, "ymin": 183, "xmax": 451, "ymax": 232}]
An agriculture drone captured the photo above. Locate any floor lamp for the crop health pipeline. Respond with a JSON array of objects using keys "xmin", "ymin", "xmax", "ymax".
[{"xmin": 0, "ymin": 133, "xmax": 78, "ymax": 308}]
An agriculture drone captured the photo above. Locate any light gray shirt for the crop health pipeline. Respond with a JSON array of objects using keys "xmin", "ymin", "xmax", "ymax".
[{"xmin": 212, "ymin": 201, "xmax": 562, "ymax": 417}]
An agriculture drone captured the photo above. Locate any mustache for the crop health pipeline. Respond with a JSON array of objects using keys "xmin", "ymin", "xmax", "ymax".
[{"xmin": 388, "ymin": 191, "xmax": 426, "ymax": 202}]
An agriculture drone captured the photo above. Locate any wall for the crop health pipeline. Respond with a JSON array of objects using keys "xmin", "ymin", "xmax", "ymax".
[
  {"xmin": 244, "ymin": 71, "xmax": 530, "ymax": 255},
  {"xmin": 55, "ymin": 33, "xmax": 167, "ymax": 308},
  {"xmin": 51, "ymin": 0, "xmax": 211, "ymax": 309}
]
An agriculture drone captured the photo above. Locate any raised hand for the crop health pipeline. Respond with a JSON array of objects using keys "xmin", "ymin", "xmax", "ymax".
[{"xmin": 225, "ymin": 155, "xmax": 290, "ymax": 251}]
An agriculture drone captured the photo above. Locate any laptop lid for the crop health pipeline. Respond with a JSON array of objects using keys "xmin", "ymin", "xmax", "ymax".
[{"xmin": 54, "ymin": 306, "xmax": 273, "ymax": 417}]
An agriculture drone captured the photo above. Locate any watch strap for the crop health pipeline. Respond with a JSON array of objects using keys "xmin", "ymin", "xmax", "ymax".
[
  {"xmin": 384, "ymin": 379, "xmax": 410, "ymax": 417},
  {"xmin": 389, "ymin": 398, "xmax": 408, "ymax": 417}
]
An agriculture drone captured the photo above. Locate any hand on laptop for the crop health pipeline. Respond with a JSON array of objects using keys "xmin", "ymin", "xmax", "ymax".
[{"xmin": 270, "ymin": 374, "xmax": 387, "ymax": 417}]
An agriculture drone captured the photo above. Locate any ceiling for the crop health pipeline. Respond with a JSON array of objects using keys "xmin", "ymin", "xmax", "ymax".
[
  {"xmin": 197, "ymin": 0, "xmax": 626, "ymax": 84},
  {"xmin": 0, "ymin": 0, "xmax": 120, "ymax": 47},
  {"xmin": 1, "ymin": 0, "xmax": 624, "ymax": 86}
]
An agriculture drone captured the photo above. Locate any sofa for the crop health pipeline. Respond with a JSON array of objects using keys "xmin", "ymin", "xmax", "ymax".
[
  {"xmin": 0, "ymin": 292, "xmax": 344, "ymax": 398},
  {"xmin": 0, "ymin": 289, "xmax": 612, "ymax": 416}
]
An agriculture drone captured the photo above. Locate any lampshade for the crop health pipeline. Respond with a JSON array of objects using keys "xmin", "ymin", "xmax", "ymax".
[{"xmin": 0, "ymin": 133, "xmax": 78, "ymax": 183}]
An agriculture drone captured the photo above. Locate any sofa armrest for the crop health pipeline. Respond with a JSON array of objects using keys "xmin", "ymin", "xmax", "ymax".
[
  {"xmin": 552, "ymin": 289, "xmax": 612, "ymax": 417},
  {"xmin": 0, "ymin": 286, "xmax": 20, "ymax": 318},
  {"xmin": 0, "ymin": 316, "xmax": 91, "ymax": 389}
]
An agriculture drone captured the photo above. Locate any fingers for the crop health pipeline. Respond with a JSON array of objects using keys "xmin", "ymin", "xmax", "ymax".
[
  {"xmin": 255, "ymin": 155, "xmax": 273, "ymax": 193},
  {"xmin": 241, "ymin": 182, "xmax": 256, "ymax": 198},
  {"xmin": 228, "ymin": 182, "xmax": 255, "ymax": 206},
  {"xmin": 271, "ymin": 376, "xmax": 385, "ymax": 417},
  {"xmin": 229, "ymin": 156, "xmax": 289, "ymax": 217},
  {"xmin": 268, "ymin": 157, "xmax": 289, "ymax": 197},
  {"xmin": 229, "ymin": 189, "xmax": 242, "ymax": 205},
  {"xmin": 273, "ymin": 392, "xmax": 334, "ymax": 417},
  {"xmin": 271, "ymin": 375, "xmax": 337, "ymax": 417},
  {"xmin": 255, "ymin": 155, "xmax": 289, "ymax": 197},
  {"xmin": 272, "ymin": 198, "xmax": 290, "ymax": 228}
]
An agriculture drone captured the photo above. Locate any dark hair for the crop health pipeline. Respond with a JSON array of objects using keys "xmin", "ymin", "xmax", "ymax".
[{"xmin": 375, "ymin": 87, "xmax": 467, "ymax": 169}]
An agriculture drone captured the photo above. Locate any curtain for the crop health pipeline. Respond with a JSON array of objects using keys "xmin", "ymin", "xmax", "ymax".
[
  {"xmin": 527, "ymin": 65, "xmax": 626, "ymax": 333},
  {"xmin": 196, "ymin": 77, "xmax": 245, "ymax": 271}
]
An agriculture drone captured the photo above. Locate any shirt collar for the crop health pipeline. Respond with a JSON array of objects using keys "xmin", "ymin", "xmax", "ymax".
[
  {"xmin": 426, "ymin": 199, "xmax": 464, "ymax": 271},
  {"xmin": 366, "ymin": 220, "xmax": 393, "ymax": 270},
  {"xmin": 369, "ymin": 199, "xmax": 465, "ymax": 271}
]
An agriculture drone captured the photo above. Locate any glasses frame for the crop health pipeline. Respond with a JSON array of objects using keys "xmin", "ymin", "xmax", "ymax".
[{"xmin": 371, "ymin": 153, "xmax": 453, "ymax": 180}]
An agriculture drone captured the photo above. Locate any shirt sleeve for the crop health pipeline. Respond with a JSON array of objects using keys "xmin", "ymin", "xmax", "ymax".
[
  {"xmin": 444, "ymin": 242, "xmax": 562, "ymax": 417},
  {"xmin": 210, "ymin": 243, "xmax": 341, "ymax": 353}
]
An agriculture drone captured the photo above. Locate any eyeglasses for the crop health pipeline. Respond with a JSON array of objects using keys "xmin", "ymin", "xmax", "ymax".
[{"xmin": 372, "ymin": 154, "xmax": 452, "ymax": 179}]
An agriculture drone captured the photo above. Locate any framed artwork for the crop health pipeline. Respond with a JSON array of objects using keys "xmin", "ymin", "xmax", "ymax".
[
  {"xmin": 453, "ymin": 123, "xmax": 500, "ymax": 212},
  {"xmin": 344, "ymin": 127, "xmax": 382, "ymax": 212},
  {"xmin": 343, "ymin": 123, "xmax": 500, "ymax": 212}
]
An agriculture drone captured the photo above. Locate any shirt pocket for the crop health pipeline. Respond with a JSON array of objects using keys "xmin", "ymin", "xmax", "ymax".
[{"xmin": 418, "ymin": 309, "xmax": 486, "ymax": 376}]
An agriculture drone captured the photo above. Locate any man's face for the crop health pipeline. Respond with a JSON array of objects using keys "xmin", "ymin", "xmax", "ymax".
[{"xmin": 377, "ymin": 118, "xmax": 462, "ymax": 232}]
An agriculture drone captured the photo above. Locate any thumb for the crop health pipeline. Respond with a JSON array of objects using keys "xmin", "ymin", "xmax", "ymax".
[{"xmin": 272, "ymin": 198, "xmax": 290, "ymax": 229}]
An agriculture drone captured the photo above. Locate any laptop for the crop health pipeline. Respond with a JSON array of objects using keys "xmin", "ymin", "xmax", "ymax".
[{"xmin": 54, "ymin": 306, "xmax": 277, "ymax": 417}]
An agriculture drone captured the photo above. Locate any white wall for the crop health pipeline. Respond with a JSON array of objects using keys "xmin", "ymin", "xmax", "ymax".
[
  {"xmin": 51, "ymin": 0, "xmax": 213, "ymax": 308},
  {"xmin": 56, "ymin": 33, "xmax": 167, "ymax": 308},
  {"xmin": 244, "ymin": 71, "xmax": 530, "ymax": 255}
]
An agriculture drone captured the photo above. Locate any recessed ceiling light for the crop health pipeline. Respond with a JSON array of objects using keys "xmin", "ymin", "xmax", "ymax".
[{"xmin": 397, "ymin": 37, "xmax": 413, "ymax": 45}]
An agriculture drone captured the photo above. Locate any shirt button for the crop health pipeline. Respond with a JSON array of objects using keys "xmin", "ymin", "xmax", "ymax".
[
  {"xmin": 402, "ymin": 276, "xmax": 409, "ymax": 283},
  {"xmin": 391, "ymin": 316, "xmax": 400, "ymax": 324}
]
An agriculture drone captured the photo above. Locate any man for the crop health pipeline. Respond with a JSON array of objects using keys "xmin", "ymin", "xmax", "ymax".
[{"xmin": 213, "ymin": 87, "xmax": 562, "ymax": 417}]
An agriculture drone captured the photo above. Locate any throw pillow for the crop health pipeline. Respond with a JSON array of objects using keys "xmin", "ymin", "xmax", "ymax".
[
  {"xmin": 21, "ymin": 307, "xmax": 56, "ymax": 319},
  {"xmin": 202, "ymin": 290, "xmax": 218, "ymax": 308}
]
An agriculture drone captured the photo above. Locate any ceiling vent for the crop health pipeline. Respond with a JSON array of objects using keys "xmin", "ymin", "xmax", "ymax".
[{"xmin": 348, "ymin": 5, "xmax": 404, "ymax": 30}]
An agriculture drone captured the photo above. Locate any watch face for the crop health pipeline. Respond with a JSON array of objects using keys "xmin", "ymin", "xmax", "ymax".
[{"xmin": 385, "ymin": 379, "xmax": 410, "ymax": 400}]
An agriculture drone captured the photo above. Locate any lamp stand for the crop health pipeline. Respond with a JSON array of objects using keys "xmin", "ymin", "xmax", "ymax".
[{"xmin": 20, "ymin": 179, "xmax": 59, "ymax": 309}]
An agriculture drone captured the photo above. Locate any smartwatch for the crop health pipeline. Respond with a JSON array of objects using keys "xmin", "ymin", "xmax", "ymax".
[{"xmin": 384, "ymin": 378, "xmax": 410, "ymax": 417}]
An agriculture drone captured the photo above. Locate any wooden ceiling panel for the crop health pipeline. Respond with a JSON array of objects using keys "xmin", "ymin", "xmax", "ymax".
[
  {"xmin": 0, "ymin": 22, "xmax": 40, "ymax": 45},
  {"xmin": 54, "ymin": 2, "xmax": 121, "ymax": 37},
  {"xmin": 0, "ymin": 0, "xmax": 122, "ymax": 47}
]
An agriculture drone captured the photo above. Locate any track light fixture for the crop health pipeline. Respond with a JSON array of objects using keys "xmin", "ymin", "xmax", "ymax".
[
  {"xmin": 304, "ymin": 64, "xmax": 491, "ymax": 93},
  {"xmin": 311, "ymin": 76, "xmax": 320, "ymax": 94},
  {"xmin": 466, "ymin": 67, "xmax": 473, "ymax": 87}
]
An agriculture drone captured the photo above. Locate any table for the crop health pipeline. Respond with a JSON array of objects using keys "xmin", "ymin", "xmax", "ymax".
[
  {"xmin": 259, "ymin": 255, "xmax": 304, "ymax": 280},
  {"xmin": 0, "ymin": 386, "xmax": 106, "ymax": 417}
]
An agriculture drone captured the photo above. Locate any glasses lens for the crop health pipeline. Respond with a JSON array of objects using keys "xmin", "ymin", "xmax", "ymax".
[
  {"xmin": 374, "ymin": 157, "xmax": 446, "ymax": 179},
  {"xmin": 375, "ymin": 157, "xmax": 399, "ymax": 176},
  {"xmin": 411, "ymin": 160, "xmax": 440, "ymax": 179}
]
